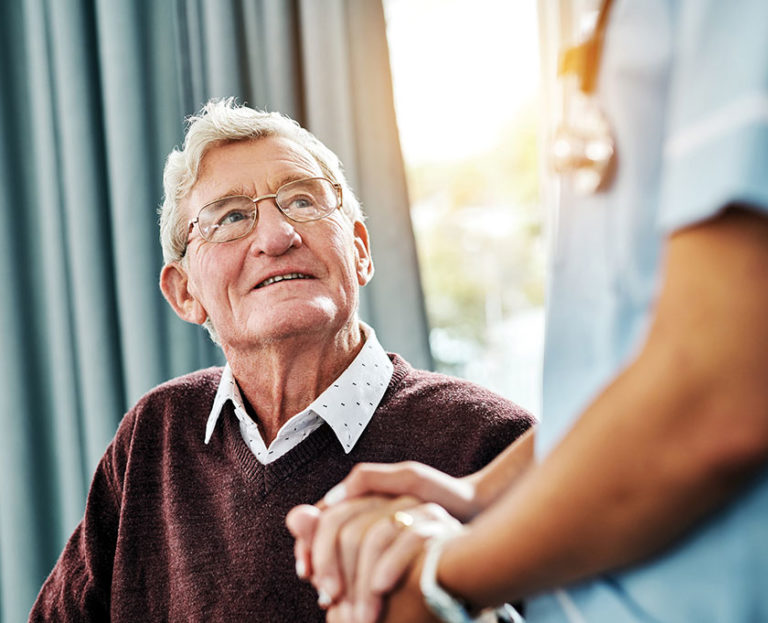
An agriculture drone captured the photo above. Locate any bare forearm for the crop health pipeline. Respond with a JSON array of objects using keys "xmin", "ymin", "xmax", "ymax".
[
  {"xmin": 442, "ymin": 363, "xmax": 760, "ymax": 605},
  {"xmin": 462, "ymin": 428, "xmax": 535, "ymax": 518},
  {"xmin": 438, "ymin": 207, "xmax": 768, "ymax": 608},
  {"xmin": 380, "ymin": 353, "xmax": 766, "ymax": 620}
]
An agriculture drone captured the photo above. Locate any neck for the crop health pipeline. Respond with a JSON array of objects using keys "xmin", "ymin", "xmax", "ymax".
[{"xmin": 223, "ymin": 322, "xmax": 365, "ymax": 445}]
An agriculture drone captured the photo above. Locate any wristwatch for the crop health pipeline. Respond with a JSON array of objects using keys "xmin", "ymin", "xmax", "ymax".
[{"xmin": 419, "ymin": 537, "xmax": 499, "ymax": 623}]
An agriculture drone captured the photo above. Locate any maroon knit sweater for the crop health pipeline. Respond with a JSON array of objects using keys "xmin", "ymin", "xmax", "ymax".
[{"xmin": 30, "ymin": 354, "xmax": 534, "ymax": 622}]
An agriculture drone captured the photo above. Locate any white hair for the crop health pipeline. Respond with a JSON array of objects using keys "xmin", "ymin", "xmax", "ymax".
[
  {"xmin": 158, "ymin": 98, "xmax": 365, "ymax": 344},
  {"xmin": 159, "ymin": 97, "xmax": 363, "ymax": 264}
]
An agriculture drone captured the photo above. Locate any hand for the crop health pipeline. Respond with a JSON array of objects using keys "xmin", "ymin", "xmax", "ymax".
[
  {"xmin": 287, "ymin": 495, "xmax": 462, "ymax": 623},
  {"xmin": 322, "ymin": 461, "xmax": 480, "ymax": 522},
  {"xmin": 285, "ymin": 503, "xmax": 320, "ymax": 584},
  {"xmin": 327, "ymin": 551, "xmax": 441, "ymax": 623}
]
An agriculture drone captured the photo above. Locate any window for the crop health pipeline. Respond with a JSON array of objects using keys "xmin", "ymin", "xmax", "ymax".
[{"xmin": 384, "ymin": 0, "xmax": 544, "ymax": 414}]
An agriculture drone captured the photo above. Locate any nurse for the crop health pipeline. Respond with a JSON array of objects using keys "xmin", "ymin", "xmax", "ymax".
[{"xmin": 288, "ymin": 1, "xmax": 768, "ymax": 621}]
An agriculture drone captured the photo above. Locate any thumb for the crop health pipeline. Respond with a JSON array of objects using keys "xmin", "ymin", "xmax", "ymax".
[
  {"xmin": 286, "ymin": 503, "xmax": 320, "ymax": 540},
  {"xmin": 286, "ymin": 504, "xmax": 321, "ymax": 581}
]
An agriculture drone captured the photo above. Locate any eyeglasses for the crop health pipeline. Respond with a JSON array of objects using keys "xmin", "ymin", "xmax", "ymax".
[{"xmin": 185, "ymin": 176, "xmax": 342, "ymax": 251}]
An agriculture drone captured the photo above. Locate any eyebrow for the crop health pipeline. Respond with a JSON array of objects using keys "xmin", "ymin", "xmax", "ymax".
[{"xmin": 215, "ymin": 175, "xmax": 316, "ymax": 201}]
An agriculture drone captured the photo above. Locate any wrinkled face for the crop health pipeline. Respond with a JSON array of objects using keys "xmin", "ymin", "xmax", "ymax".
[{"xmin": 162, "ymin": 136, "xmax": 373, "ymax": 353}]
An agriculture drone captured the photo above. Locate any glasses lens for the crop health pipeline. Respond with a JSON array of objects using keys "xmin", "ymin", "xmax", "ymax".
[
  {"xmin": 276, "ymin": 178, "xmax": 339, "ymax": 222},
  {"xmin": 198, "ymin": 197, "xmax": 256, "ymax": 242}
]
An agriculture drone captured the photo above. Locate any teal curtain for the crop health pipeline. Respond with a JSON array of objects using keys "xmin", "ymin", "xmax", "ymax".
[{"xmin": 0, "ymin": 1, "xmax": 431, "ymax": 620}]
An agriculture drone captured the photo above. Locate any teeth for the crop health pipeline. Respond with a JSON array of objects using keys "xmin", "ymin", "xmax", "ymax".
[{"xmin": 257, "ymin": 273, "xmax": 311, "ymax": 288}]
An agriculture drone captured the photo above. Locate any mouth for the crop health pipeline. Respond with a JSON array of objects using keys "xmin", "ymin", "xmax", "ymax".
[{"xmin": 255, "ymin": 272, "xmax": 314, "ymax": 289}]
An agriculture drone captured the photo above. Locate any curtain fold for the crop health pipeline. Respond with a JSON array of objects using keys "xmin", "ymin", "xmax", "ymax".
[
  {"xmin": 299, "ymin": 0, "xmax": 432, "ymax": 366},
  {"xmin": 0, "ymin": 1, "xmax": 431, "ymax": 620}
]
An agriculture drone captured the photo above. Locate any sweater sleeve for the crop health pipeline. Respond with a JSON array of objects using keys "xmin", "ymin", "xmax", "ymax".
[
  {"xmin": 29, "ymin": 410, "xmax": 136, "ymax": 622},
  {"xmin": 375, "ymin": 360, "xmax": 537, "ymax": 478},
  {"xmin": 460, "ymin": 389, "xmax": 536, "ymax": 474}
]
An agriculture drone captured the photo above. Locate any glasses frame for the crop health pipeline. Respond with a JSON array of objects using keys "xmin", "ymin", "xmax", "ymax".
[{"xmin": 182, "ymin": 176, "xmax": 343, "ymax": 256}]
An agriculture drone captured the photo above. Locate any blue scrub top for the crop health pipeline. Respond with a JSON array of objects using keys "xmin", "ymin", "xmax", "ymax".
[{"xmin": 531, "ymin": 1, "xmax": 768, "ymax": 621}]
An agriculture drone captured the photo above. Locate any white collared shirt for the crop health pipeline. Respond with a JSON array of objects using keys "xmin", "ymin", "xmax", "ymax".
[{"xmin": 204, "ymin": 324, "xmax": 394, "ymax": 464}]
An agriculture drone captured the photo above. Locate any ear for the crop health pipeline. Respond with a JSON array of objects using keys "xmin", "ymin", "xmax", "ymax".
[
  {"xmin": 160, "ymin": 262, "xmax": 208, "ymax": 325},
  {"xmin": 353, "ymin": 221, "xmax": 374, "ymax": 286}
]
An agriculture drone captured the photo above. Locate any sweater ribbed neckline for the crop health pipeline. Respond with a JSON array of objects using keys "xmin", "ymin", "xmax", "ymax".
[{"xmin": 215, "ymin": 354, "xmax": 410, "ymax": 494}]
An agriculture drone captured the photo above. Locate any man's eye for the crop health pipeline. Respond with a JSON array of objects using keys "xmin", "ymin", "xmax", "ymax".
[
  {"xmin": 219, "ymin": 210, "xmax": 250, "ymax": 225},
  {"xmin": 286, "ymin": 196, "xmax": 317, "ymax": 211}
]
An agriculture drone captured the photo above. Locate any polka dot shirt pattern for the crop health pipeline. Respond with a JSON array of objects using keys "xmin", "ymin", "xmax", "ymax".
[{"xmin": 204, "ymin": 325, "xmax": 394, "ymax": 464}]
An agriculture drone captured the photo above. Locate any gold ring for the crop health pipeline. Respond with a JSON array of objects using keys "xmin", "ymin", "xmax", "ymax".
[{"xmin": 393, "ymin": 510, "xmax": 414, "ymax": 529}]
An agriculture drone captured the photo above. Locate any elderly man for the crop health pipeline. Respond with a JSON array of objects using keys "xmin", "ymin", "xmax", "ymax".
[{"xmin": 29, "ymin": 99, "xmax": 534, "ymax": 622}]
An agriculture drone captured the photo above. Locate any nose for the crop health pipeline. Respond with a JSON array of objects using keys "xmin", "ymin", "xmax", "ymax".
[{"xmin": 248, "ymin": 200, "xmax": 302, "ymax": 256}]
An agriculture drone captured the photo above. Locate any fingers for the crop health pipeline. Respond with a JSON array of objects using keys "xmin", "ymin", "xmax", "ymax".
[
  {"xmin": 311, "ymin": 495, "xmax": 396, "ymax": 604},
  {"xmin": 326, "ymin": 599, "xmax": 357, "ymax": 623},
  {"xmin": 369, "ymin": 524, "xmax": 425, "ymax": 594},
  {"xmin": 286, "ymin": 504, "xmax": 321, "ymax": 542},
  {"xmin": 353, "ymin": 516, "xmax": 423, "ymax": 623},
  {"xmin": 285, "ymin": 504, "xmax": 320, "ymax": 580},
  {"xmin": 289, "ymin": 482, "xmax": 466, "ymax": 621},
  {"xmin": 321, "ymin": 462, "xmax": 475, "ymax": 521},
  {"xmin": 376, "ymin": 553, "xmax": 436, "ymax": 623},
  {"xmin": 356, "ymin": 515, "xmax": 404, "ymax": 596},
  {"xmin": 353, "ymin": 504, "xmax": 464, "ymax": 623},
  {"xmin": 322, "ymin": 462, "xmax": 434, "ymax": 506},
  {"xmin": 338, "ymin": 501, "xmax": 417, "ymax": 623}
]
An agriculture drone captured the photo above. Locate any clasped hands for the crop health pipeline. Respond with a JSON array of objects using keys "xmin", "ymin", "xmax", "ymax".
[{"xmin": 286, "ymin": 462, "xmax": 478, "ymax": 623}]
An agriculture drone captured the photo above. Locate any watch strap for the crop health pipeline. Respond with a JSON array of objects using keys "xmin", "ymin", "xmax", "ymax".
[{"xmin": 420, "ymin": 537, "xmax": 499, "ymax": 623}]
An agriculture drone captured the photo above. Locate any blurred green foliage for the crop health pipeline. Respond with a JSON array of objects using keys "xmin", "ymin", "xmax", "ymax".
[{"xmin": 408, "ymin": 99, "xmax": 544, "ymax": 356}]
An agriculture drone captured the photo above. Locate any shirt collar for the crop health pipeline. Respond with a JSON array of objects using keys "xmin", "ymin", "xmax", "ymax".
[{"xmin": 204, "ymin": 323, "xmax": 394, "ymax": 454}]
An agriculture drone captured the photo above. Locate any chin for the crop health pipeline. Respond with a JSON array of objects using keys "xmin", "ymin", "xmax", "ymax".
[{"xmin": 246, "ymin": 303, "xmax": 352, "ymax": 345}]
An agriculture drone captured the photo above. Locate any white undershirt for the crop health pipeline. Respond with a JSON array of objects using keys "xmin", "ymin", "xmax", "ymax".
[{"xmin": 204, "ymin": 324, "xmax": 394, "ymax": 464}]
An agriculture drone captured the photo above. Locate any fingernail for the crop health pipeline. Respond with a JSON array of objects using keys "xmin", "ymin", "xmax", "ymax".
[
  {"xmin": 295, "ymin": 558, "xmax": 306, "ymax": 579},
  {"xmin": 317, "ymin": 589, "xmax": 332, "ymax": 608},
  {"xmin": 323, "ymin": 576, "xmax": 340, "ymax": 599},
  {"xmin": 323, "ymin": 483, "xmax": 347, "ymax": 506}
]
